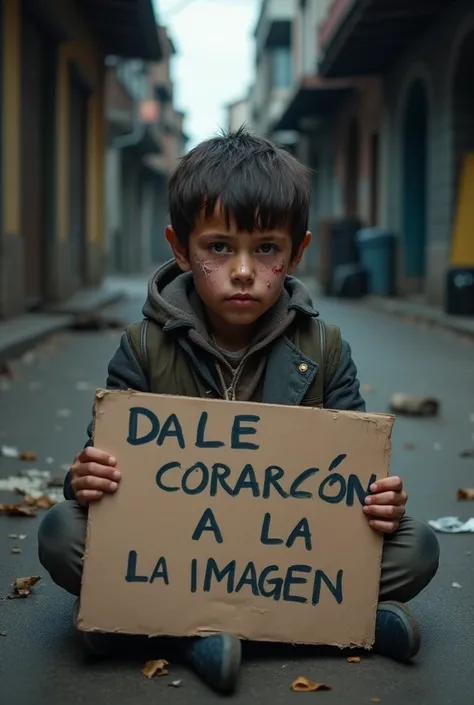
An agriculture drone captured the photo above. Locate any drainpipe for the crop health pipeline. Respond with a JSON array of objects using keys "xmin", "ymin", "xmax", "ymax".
[{"xmin": 112, "ymin": 98, "xmax": 145, "ymax": 149}]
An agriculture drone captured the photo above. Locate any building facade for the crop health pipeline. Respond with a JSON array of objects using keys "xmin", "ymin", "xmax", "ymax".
[
  {"xmin": 105, "ymin": 25, "xmax": 188, "ymax": 273},
  {"xmin": 0, "ymin": 0, "xmax": 161, "ymax": 320},
  {"xmin": 265, "ymin": 0, "xmax": 474, "ymax": 308}
]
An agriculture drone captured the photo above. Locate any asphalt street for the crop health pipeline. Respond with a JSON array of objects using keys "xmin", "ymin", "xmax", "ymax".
[{"xmin": 1, "ymin": 277, "xmax": 473, "ymax": 704}]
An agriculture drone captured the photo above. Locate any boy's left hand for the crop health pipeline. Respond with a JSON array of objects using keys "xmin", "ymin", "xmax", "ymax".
[{"xmin": 363, "ymin": 476, "xmax": 407, "ymax": 534}]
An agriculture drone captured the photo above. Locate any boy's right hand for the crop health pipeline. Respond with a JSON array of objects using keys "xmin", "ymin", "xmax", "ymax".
[{"xmin": 70, "ymin": 447, "xmax": 121, "ymax": 507}]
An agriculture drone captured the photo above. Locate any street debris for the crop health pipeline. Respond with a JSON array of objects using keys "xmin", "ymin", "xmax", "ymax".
[
  {"xmin": 457, "ymin": 488, "xmax": 474, "ymax": 500},
  {"xmin": 56, "ymin": 408, "xmax": 72, "ymax": 418},
  {"xmin": 452, "ymin": 582, "xmax": 462, "ymax": 589},
  {"xmin": 168, "ymin": 680, "xmax": 183, "ymax": 688},
  {"xmin": 75, "ymin": 381, "xmax": 95, "ymax": 392},
  {"xmin": 403, "ymin": 442, "xmax": 416, "ymax": 451},
  {"xmin": 0, "ymin": 469, "xmax": 64, "ymax": 504},
  {"xmin": 389, "ymin": 394, "xmax": 439, "ymax": 417},
  {"xmin": 11, "ymin": 547, "xmax": 21, "ymax": 554},
  {"xmin": 142, "ymin": 659, "xmax": 169, "ymax": 678},
  {"xmin": 0, "ymin": 503, "xmax": 37, "ymax": 517},
  {"xmin": 460, "ymin": 448, "xmax": 474, "ymax": 458},
  {"xmin": 19, "ymin": 451, "xmax": 37, "ymax": 462},
  {"xmin": 363, "ymin": 384, "xmax": 374, "ymax": 394},
  {"xmin": 347, "ymin": 656, "xmax": 361, "ymax": 663},
  {"xmin": 11, "ymin": 576, "xmax": 41, "ymax": 598},
  {"xmin": 371, "ymin": 699, "xmax": 382, "ymax": 703},
  {"xmin": 290, "ymin": 677, "xmax": 331, "ymax": 692},
  {"xmin": 429, "ymin": 516, "xmax": 474, "ymax": 533},
  {"xmin": 1, "ymin": 445, "xmax": 20, "ymax": 459},
  {"xmin": 0, "ymin": 631, "xmax": 6, "ymax": 637}
]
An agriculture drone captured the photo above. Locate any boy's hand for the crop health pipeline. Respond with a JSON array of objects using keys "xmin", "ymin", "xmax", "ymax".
[
  {"xmin": 70, "ymin": 447, "xmax": 121, "ymax": 507},
  {"xmin": 363, "ymin": 476, "xmax": 407, "ymax": 534}
]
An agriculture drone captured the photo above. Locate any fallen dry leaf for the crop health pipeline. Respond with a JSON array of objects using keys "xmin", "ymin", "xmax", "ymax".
[
  {"xmin": 0, "ymin": 503, "xmax": 37, "ymax": 517},
  {"xmin": 8, "ymin": 534, "xmax": 18, "ymax": 539},
  {"xmin": 142, "ymin": 659, "xmax": 169, "ymax": 679},
  {"xmin": 403, "ymin": 442, "xmax": 416, "ymax": 451},
  {"xmin": 0, "ymin": 631, "xmax": 6, "ymax": 637},
  {"xmin": 11, "ymin": 547, "xmax": 22, "ymax": 555},
  {"xmin": 371, "ymin": 699, "xmax": 382, "ymax": 703},
  {"xmin": 19, "ymin": 451, "xmax": 37, "ymax": 462},
  {"xmin": 291, "ymin": 677, "xmax": 331, "ymax": 692},
  {"xmin": 363, "ymin": 384, "xmax": 374, "ymax": 394},
  {"xmin": 347, "ymin": 656, "xmax": 361, "ymax": 663},
  {"xmin": 12, "ymin": 576, "xmax": 41, "ymax": 597},
  {"xmin": 457, "ymin": 488, "xmax": 474, "ymax": 500}
]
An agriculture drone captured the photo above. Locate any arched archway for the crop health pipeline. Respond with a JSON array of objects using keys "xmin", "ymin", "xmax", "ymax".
[
  {"xmin": 402, "ymin": 80, "xmax": 428, "ymax": 285},
  {"xmin": 345, "ymin": 118, "xmax": 360, "ymax": 218}
]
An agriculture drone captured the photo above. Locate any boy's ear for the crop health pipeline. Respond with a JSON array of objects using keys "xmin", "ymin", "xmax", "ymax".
[
  {"xmin": 166, "ymin": 226, "xmax": 191, "ymax": 272},
  {"xmin": 288, "ymin": 231, "xmax": 312, "ymax": 274}
]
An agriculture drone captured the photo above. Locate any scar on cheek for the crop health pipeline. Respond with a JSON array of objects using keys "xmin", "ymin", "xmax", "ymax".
[{"xmin": 194, "ymin": 258, "xmax": 213, "ymax": 276}]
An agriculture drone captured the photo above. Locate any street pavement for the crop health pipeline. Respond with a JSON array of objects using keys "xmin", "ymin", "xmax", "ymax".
[{"xmin": 1, "ymin": 277, "xmax": 473, "ymax": 704}]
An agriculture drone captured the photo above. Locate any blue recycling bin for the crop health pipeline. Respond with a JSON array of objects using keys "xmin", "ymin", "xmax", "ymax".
[{"xmin": 356, "ymin": 228, "xmax": 396, "ymax": 295}]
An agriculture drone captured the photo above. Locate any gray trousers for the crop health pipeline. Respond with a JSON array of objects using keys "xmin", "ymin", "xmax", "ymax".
[{"xmin": 38, "ymin": 501, "xmax": 439, "ymax": 603}]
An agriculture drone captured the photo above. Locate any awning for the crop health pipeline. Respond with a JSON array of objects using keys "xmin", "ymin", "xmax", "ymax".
[
  {"xmin": 319, "ymin": 0, "xmax": 447, "ymax": 77},
  {"xmin": 272, "ymin": 76, "xmax": 353, "ymax": 132},
  {"xmin": 77, "ymin": 0, "xmax": 163, "ymax": 61}
]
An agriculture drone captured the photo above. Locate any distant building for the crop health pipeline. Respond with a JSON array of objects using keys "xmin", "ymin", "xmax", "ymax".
[
  {"xmin": 105, "ymin": 25, "xmax": 188, "ymax": 273},
  {"xmin": 227, "ymin": 96, "xmax": 253, "ymax": 132},
  {"xmin": 254, "ymin": 0, "xmax": 474, "ymax": 308},
  {"xmin": 0, "ymin": 0, "xmax": 162, "ymax": 320}
]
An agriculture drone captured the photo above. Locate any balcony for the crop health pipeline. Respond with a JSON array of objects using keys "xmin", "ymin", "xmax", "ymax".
[
  {"xmin": 272, "ymin": 75, "xmax": 353, "ymax": 132},
  {"xmin": 77, "ymin": 0, "xmax": 163, "ymax": 60},
  {"xmin": 254, "ymin": 0, "xmax": 294, "ymax": 58},
  {"xmin": 318, "ymin": 0, "xmax": 448, "ymax": 77}
]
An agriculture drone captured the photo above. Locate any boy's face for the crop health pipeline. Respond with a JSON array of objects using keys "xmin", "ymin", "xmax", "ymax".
[{"xmin": 167, "ymin": 206, "xmax": 310, "ymax": 346}]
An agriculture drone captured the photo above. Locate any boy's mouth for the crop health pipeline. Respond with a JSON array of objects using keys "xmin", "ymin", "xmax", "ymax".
[{"xmin": 227, "ymin": 293, "xmax": 258, "ymax": 307}]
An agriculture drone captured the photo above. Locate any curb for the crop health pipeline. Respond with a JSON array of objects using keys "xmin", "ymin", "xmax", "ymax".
[
  {"xmin": 364, "ymin": 297, "xmax": 474, "ymax": 339},
  {"xmin": 0, "ymin": 290, "xmax": 126, "ymax": 365}
]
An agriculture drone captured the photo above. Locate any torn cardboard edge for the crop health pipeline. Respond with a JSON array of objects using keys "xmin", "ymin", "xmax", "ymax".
[{"xmin": 79, "ymin": 390, "xmax": 392, "ymax": 647}]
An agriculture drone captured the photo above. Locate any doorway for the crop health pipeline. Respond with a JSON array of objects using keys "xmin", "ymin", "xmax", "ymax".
[{"xmin": 402, "ymin": 80, "xmax": 428, "ymax": 284}]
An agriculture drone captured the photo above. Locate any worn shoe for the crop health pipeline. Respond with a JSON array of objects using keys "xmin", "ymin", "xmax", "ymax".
[
  {"xmin": 184, "ymin": 633, "xmax": 241, "ymax": 694},
  {"xmin": 374, "ymin": 601, "xmax": 421, "ymax": 661}
]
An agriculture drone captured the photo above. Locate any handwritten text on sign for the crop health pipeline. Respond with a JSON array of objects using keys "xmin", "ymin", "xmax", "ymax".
[
  {"xmin": 80, "ymin": 391, "xmax": 391, "ymax": 645},
  {"xmin": 124, "ymin": 406, "xmax": 376, "ymax": 606}
]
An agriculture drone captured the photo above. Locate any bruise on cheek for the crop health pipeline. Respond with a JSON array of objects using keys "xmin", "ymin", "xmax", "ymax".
[{"xmin": 271, "ymin": 261, "xmax": 285, "ymax": 276}]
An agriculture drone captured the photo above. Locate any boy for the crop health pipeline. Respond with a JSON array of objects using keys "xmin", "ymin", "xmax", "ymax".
[{"xmin": 38, "ymin": 128, "xmax": 439, "ymax": 694}]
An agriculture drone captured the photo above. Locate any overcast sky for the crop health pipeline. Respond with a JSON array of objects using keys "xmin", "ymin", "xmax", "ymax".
[{"xmin": 155, "ymin": 0, "xmax": 259, "ymax": 148}]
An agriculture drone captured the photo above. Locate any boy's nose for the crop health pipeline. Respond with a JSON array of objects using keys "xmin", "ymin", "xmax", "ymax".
[{"xmin": 231, "ymin": 255, "xmax": 255, "ymax": 282}]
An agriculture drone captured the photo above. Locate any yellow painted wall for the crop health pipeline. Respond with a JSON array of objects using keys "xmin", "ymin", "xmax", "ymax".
[
  {"xmin": 451, "ymin": 152, "xmax": 474, "ymax": 266},
  {"xmin": 2, "ymin": 0, "xmax": 21, "ymax": 236}
]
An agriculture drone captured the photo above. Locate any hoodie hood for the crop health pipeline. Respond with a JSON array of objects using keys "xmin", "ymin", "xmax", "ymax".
[{"xmin": 142, "ymin": 259, "xmax": 319, "ymax": 402}]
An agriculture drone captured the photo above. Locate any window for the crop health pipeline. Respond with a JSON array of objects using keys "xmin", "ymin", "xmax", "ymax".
[{"xmin": 271, "ymin": 47, "xmax": 292, "ymax": 89}]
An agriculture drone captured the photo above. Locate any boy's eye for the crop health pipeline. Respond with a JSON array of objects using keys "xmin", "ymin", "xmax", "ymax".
[
  {"xmin": 209, "ymin": 242, "xmax": 230, "ymax": 254},
  {"xmin": 256, "ymin": 243, "xmax": 278, "ymax": 254}
]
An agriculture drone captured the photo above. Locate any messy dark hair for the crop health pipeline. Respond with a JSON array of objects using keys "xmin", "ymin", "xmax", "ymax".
[{"xmin": 168, "ymin": 126, "xmax": 311, "ymax": 255}]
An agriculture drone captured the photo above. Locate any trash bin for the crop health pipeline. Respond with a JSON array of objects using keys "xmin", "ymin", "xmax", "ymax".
[{"xmin": 356, "ymin": 228, "xmax": 396, "ymax": 296}]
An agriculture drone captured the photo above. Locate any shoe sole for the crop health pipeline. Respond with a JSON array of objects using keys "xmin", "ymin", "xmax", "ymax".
[
  {"xmin": 377, "ymin": 601, "xmax": 421, "ymax": 660},
  {"xmin": 219, "ymin": 634, "xmax": 242, "ymax": 694}
]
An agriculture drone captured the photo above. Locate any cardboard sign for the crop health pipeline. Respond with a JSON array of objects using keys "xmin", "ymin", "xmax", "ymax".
[{"xmin": 78, "ymin": 390, "xmax": 394, "ymax": 647}]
